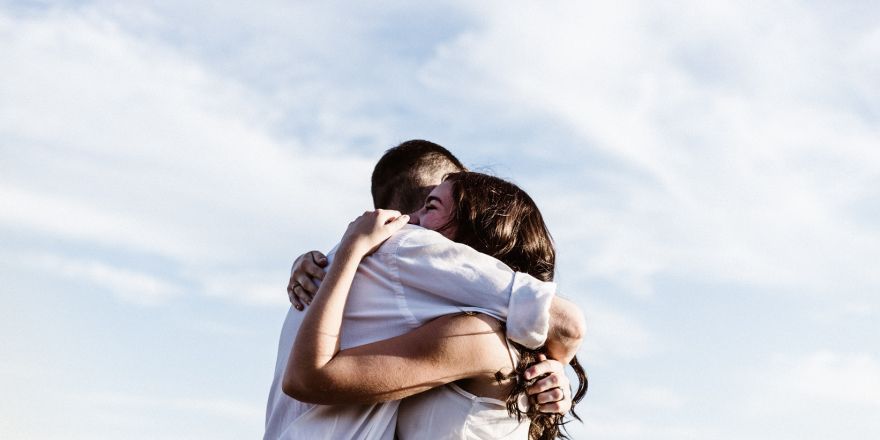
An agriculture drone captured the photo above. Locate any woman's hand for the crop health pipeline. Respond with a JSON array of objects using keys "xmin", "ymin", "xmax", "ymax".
[
  {"xmin": 340, "ymin": 209, "xmax": 410, "ymax": 256},
  {"xmin": 525, "ymin": 354, "xmax": 573, "ymax": 414}
]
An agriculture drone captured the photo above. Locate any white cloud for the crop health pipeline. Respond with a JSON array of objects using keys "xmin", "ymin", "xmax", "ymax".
[
  {"xmin": 77, "ymin": 392, "xmax": 264, "ymax": 423},
  {"xmin": 2, "ymin": 389, "xmax": 264, "ymax": 439},
  {"xmin": 190, "ymin": 319, "xmax": 256, "ymax": 337},
  {"xmin": 774, "ymin": 351, "xmax": 880, "ymax": 407},
  {"xmin": 735, "ymin": 351, "xmax": 880, "ymax": 439},
  {"xmin": 0, "ymin": 185, "xmax": 205, "ymax": 261},
  {"xmin": 0, "ymin": 6, "xmax": 375, "ymax": 309},
  {"xmin": 0, "ymin": 7, "xmax": 374, "ymax": 254},
  {"xmin": 18, "ymin": 253, "xmax": 180, "ymax": 306},
  {"xmin": 419, "ymin": 1, "xmax": 880, "ymax": 299},
  {"xmin": 197, "ymin": 269, "xmax": 291, "ymax": 307},
  {"xmin": 618, "ymin": 384, "xmax": 686, "ymax": 410},
  {"xmin": 2, "ymin": 2, "xmax": 879, "ymax": 440},
  {"xmin": 572, "ymin": 412, "xmax": 712, "ymax": 440},
  {"xmin": 808, "ymin": 300, "xmax": 876, "ymax": 324},
  {"xmin": 579, "ymin": 300, "xmax": 660, "ymax": 364}
]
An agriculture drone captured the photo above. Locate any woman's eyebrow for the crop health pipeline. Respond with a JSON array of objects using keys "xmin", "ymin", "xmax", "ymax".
[{"xmin": 425, "ymin": 195, "xmax": 442, "ymax": 205}]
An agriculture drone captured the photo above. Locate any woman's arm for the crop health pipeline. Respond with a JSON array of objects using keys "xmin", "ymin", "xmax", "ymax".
[
  {"xmin": 283, "ymin": 210, "xmax": 506, "ymax": 404},
  {"xmin": 284, "ymin": 210, "xmax": 409, "ymax": 399},
  {"xmin": 286, "ymin": 312, "xmax": 574, "ymax": 414},
  {"xmin": 284, "ymin": 313, "xmax": 511, "ymax": 404}
]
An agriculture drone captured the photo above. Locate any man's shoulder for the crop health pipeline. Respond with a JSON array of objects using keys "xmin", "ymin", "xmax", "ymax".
[{"xmin": 377, "ymin": 225, "xmax": 450, "ymax": 254}]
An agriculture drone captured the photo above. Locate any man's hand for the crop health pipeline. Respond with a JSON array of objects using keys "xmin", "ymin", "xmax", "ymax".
[
  {"xmin": 525, "ymin": 354, "xmax": 572, "ymax": 414},
  {"xmin": 287, "ymin": 251, "xmax": 328, "ymax": 311}
]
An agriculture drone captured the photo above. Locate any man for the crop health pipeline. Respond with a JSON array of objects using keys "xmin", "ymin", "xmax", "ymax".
[{"xmin": 265, "ymin": 140, "xmax": 584, "ymax": 439}]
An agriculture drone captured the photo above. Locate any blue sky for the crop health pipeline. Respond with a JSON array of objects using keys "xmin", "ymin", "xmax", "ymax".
[{"xmin": 1, "ymin": 1, "xmax": 879, "ymax": 438}]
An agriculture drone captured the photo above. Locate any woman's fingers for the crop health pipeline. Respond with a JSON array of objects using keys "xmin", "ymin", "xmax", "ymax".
[
  {"xmin": 525, "ymin": 356, "xmax": 573, "ymax": 414},
  {"xmin": 527, "ymin": 371, "xmax": 565, "ymax": 394},
  {"xmin": 524, "ymin": 357, "xmax": 563, "ymax": 381},
  {"xmin": 384, "ymin": 212, "xmax": 409, "ymax": 231},
  {"xmin": 526, "ymin": 358, "xmax": 569, "ymax": 394},
  {"xmin": 537, "ymin": 393, "xmax": 572, "ymax": 414},
  {"xmin": 358, "ymin": 210, "xmax": 408, "ymax": 253},
  {"xmin": 342, "ymin": 210, "xmax": 409, "ymax": 255},
  {"xmin": 535, "ymin": 386, "xmax": 565, "ymax": 404}
]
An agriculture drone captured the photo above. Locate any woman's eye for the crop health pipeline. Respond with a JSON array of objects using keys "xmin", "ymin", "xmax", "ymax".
[{"xmin": 425, "ymin": 205, "xmax": 435, "ymax": 211}]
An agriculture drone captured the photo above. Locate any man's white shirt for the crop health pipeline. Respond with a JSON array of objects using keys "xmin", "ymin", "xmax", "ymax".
[{"xmin": 264, "ymin": 225, "xmax": 555, "ymax": 440}]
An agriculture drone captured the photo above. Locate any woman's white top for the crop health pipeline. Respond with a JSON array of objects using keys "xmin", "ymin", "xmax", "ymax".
[
  {"xmin": 397, "ymin": 384, "xmax": 529, "ymax": 440},
  {"xmin": 397, "ymin": 339, "xmax": 529, "ymax": 440}
]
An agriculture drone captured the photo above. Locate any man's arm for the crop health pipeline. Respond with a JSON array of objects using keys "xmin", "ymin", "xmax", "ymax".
[
  {"xmin": 545, "ymin": 296, "xmax": 586, "ymax": 364},
  {"xmin": 392, "ymin": 227, "xmax": 555, "ymax": 349}
]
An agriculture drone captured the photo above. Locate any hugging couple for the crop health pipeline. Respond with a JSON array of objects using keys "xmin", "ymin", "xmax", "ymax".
[{"xmin": 264, "ymin": 140, "xmax": 587, "ymax": 439}]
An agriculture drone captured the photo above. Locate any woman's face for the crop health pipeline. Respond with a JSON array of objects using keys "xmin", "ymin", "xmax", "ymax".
[{"xmin": 408, "ymin": 180, "xmax": 456, "ymax": 239}]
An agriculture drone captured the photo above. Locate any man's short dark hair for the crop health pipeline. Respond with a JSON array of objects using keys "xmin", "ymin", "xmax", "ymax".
[{"xmin": 371, "ymin": 140, "xmax": 466, "ymax": 212}]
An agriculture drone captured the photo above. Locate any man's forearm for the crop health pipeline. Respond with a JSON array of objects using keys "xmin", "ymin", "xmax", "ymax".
[{"xmin": 544, "ymin": 296, "xmax": 586, "ymax": 364}]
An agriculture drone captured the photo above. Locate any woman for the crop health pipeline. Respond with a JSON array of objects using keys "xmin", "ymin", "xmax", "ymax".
[{"xmin": 286, "ymin": 172, "xmax": 587, "ymax": 439}]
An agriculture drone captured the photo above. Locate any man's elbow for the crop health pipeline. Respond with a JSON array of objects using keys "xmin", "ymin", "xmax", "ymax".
[
  {"xmin": 565, "ymin": 307, "xmax": 586, "ymax": 342},
  {"xmin": 551, "ymin": 298, "xmax": 586, "ymax": 342}
]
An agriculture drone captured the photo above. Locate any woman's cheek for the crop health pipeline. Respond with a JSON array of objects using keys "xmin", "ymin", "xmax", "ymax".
[{"xmin": 422, "ymin": 214, "xmax": 436, "ymax": 230}]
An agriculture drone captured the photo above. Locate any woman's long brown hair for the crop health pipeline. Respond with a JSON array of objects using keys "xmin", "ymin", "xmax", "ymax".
[{"xmin": 443, "ymin": 171, "xmax": 588, "ymax": 440}]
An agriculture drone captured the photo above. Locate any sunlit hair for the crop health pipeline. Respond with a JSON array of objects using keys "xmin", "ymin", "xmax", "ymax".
[{"xmin": 443, "ymin": 171, "xmax": 588, "ymax": 440}]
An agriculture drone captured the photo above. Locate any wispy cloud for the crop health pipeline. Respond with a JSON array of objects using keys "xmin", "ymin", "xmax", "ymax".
[
  {"xmin": 1, "ymin": 5, "xmax": 374, "ymax": 309},
  {"xmin": 735, "ymin": 350, "xmax": 880, "ymax": 439},
  {"xmin": 580, "ymin": 299, "xmax": 660, "ymax": 364},
  {"xmin": 198, "ymin": 270, "xmax": 291, "ymax": 307},
  {"xmin": 618, "ymin": 384, "xmax": 686, "ymax": 410},
  {"xmin": 419, "ymin": 1, "xmax": 880, "ymax": 299},
  {"xmin": 2, "ymin": 2, "xmax": 879, "ymax": 439},
  {"xmin": 757, "ymin": 351, "xmax": 880, "ymax": 408},
  {"xmin": 77, "ymin": 391, "xmax": 264, "ymax": 422},
  {"xmin": 576, "ymin": 413, "xmax": 714, "ymax": 440},
  {"xmin": 22, "ymin": 253, "xmax": 181, "ymax": 306}
]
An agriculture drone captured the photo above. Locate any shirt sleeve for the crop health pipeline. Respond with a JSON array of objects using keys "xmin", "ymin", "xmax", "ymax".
[{"xmin": 390, "ymin": 228, "xmax": 555, "ymax": 349}]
